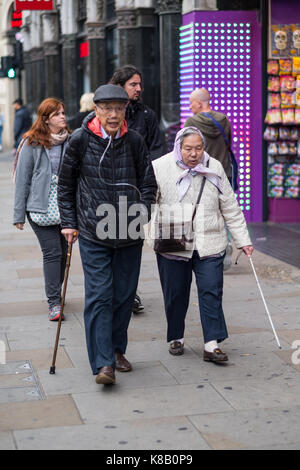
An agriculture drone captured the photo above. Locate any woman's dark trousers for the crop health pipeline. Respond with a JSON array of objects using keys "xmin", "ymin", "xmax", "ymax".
[
  {"xmin": 157, "ymin": 251, "xmax": 228, "ymax": 344},
  {"xmin": 79, "ymin": 237, "xmax": 143, "ymax": 375},
  {"xmin": 27, "ymin": 215, "xmax": 68, "ymax": 308}
]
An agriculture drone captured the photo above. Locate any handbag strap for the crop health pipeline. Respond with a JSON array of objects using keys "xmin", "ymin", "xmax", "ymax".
[
  {"xmin": 191, "ymin": 159, "xmax": 209, "ymax": 222},
  {"xmin": 202, "ymin": 112, "xmax": 231, "ymax": 148},
  {"xmin": 202, "ymin": 112, "xmax": 239, "ymax": 191}
]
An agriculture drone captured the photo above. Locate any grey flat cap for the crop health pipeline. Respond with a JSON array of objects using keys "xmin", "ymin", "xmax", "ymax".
[{"xmin": 93, "ymin": 84, "xmax": 129, "ymax": 103}]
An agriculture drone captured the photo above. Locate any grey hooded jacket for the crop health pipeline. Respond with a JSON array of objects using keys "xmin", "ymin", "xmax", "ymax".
[
  {"xmin": 184, "ymin": 110, "xmax": 232, "ymax": 178},
  {"xmin": 13, "ymin": 140, "xmax": 68, "ymax": 224}
]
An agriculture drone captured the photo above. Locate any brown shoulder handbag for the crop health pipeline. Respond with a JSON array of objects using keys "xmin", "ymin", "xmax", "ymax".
[{"xmin": 154, "ymin": 161, "xmax": 208, "ymax": 253}]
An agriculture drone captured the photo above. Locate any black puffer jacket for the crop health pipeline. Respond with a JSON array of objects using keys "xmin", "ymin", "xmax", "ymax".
[
  {"xmin": 126, "ymin": 101, "xmax": 164, "ymax": 161},
  {"xmin": 58, "ymin": 113, "xmax": 157, "ymax": 248}
]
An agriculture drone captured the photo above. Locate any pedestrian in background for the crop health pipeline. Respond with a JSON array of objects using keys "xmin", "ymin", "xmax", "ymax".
[
  {"xmin": 110, "ymin": 65, "xmax": 164, "ymax": 314},
  {"xmin": 12, "ymin": 98, "xmax": 32, "ymax": 149},
  {"xmin": 185, "ymin": 89, "xmax": 233, "ymax": 182},
  {"xmin": 0, "ymin": 106, "xmax": 4, "ymax": 151},
  {"xmin": 185, "ymin": 88, "xmax": 237, "ymax": 270},
  {"xmin": 58, "ymin": 84, "xmax": 157, "ymax": 386},
  {"xmin": 110, "ymin": 65, "xmax": 164, "ymax": 161},
  {"xmin": 73, "ymin": 92, "xmax": 94, "ymax": 129},
  {"xmin": 13, "ymin": 98, "xmax": 71, "ymax": 321},
  {"xmin": 150, "ymin": 127, "xmax": 253, "ymax": 362}
]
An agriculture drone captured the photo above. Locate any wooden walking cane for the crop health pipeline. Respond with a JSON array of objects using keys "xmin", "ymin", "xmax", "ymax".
[{"xmin": 49, "ymin": 233, "xmax": 76, "ymax": 374}]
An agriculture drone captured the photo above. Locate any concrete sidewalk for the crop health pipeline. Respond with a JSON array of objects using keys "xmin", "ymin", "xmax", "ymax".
[{"xmin": 1, "ymin": 151, "xmax": 300, "ymax": 450}]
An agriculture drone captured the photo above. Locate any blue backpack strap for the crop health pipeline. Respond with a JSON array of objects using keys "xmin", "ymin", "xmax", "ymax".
[{"xmin": 202, "ymin": 112, "xmax": 239, "ymax": 191}]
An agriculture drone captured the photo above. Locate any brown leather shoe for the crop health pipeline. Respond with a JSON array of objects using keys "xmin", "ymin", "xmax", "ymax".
[
  {"xmin": 169, "ymin": 340, "xmax": 184, "ymax": 356},
  {"xmin": 115, "ymin": 352, "xmax": 132, "ymax": 372},
  {"xmin": 95, "ymin": 366, "xmax": 116, "ymax": 384},
  {"xmin": 203, "ymin": 348, "xmax": 228, "ymax": 363}
]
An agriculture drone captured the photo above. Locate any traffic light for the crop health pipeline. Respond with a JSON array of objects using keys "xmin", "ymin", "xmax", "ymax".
[
  {"xmin": 7, "ymin": 67, "xmax": 16, "ymax": 79},
  {"xmin": 0, "ymin": 56, "xmax": 17, "ymax": 79}
]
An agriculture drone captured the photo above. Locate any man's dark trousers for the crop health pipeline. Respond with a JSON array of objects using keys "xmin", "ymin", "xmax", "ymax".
[
  {"xmin": 157, "ymin": 251, "xmax": 228, "ymax": 344},
  {"xmin": 79, "ymin": 237, "xmax": 143, "ymax": 375}
]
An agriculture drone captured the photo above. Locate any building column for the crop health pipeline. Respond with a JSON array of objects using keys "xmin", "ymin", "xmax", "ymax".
[
  {"xmin": 42, "ymin": 12, "xmax": 61, "ymax": 99},
  {"xmin": 182, "ymin": 0, "xmax": 217, "ymax": 14},
  {"xmin": 115, "ymin": 4, "xmax": 159, "ymax": 114},
  {"xmin": 20, "ymin": 16, "xmax": 32, "ymax": 112},
  {"xmin": 61, "ymin": 33, "xmax": 77, "ymax": 122},
  {"xmin": 116, "ymin": 8, "xmax": 137, "ymax": 66},
  {"xmin": 86, "ymin": 23, "xmax": 106, "ymax": 90},
  {"xmin": 24, "ymin": 12, "xmax": 45, "ymax": 114},
  {"xmin": 59, "ymin": 0, "xmax": 78, "ymax": 123},
  {"xmin": 86, "ymin": 0, "xmax": 106, "ymax": 90},
  {"xmin": 157, "ymin": 0, "xmax": 182, "ymax": 128}
]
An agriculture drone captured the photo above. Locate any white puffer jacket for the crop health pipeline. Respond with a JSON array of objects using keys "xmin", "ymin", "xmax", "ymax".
[{"xmin": 149, "ymin": 152, "xmax": 251, "ymax": 258}]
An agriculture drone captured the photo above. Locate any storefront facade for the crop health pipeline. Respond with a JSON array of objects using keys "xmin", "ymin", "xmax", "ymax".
[
  {"xmin": 0, "ymin": 0, "xmax": 182, "ymax": 145},
  {"xmin": 180, "ymin": 0, "xmax": 300, "ymax": 223},
  {"xmin": 265, "ymin": 0, "xmax": 300, "ymax": 222},
  {"xmin": 1, "ymin": 0, "xmax": 299, "ymax": 223}
]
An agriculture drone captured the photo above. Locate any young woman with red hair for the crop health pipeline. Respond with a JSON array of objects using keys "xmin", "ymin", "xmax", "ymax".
[{"xmin": 13, "ymin": 98, "xmax": 72, "ymax": 321}]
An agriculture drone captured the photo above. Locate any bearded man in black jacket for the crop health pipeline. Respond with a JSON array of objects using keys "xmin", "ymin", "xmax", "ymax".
[
  {"xmin": 110, "ymin": 65, "xmax": 164, "ymax": 161},
  {"xmin": 110, "ymin": 65, "xmax": 164, "ymax": 314},
  {"xmin": 58, "ymin": 84, "xmax": 157, "ymax": 385}
]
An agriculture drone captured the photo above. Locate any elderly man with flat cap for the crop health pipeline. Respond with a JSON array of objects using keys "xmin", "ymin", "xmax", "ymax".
[{"xmin": 57, "ymin": 84, "xmax": 157, "ymax": 385}]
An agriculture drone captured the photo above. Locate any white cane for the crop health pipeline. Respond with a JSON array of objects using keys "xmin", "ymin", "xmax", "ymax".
[{"xmin": 249, "ymin": 256, "xmax": 281, "ymax": 349}]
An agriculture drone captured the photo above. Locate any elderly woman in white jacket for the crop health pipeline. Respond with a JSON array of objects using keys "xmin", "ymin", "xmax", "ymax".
[{"xmin": 151, "ymin": 127, "xmax": 253, "ymax": 362}]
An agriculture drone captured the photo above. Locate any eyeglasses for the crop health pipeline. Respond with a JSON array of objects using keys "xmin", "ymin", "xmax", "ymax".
[{"xmin": 98, "ymin": 105, "xmax": 126, "ymax": 115}]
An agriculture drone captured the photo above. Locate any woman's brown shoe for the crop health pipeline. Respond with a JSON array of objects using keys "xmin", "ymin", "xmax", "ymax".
[
  {"xmin": 95, "ymin": 366, "xmax": 116, "ymax": 384},
  {"xmin": 203, "ymin": 348, "xmax": 228, "ymax": 363}
]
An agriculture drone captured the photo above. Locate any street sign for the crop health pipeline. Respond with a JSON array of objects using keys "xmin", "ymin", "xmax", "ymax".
[{"xmin": 14, "ymin": 0, "xmax": 53, "ymax": 10}]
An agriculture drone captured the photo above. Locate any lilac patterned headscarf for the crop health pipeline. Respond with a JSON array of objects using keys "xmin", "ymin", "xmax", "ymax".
[{"xmin": 173, "ymin": 127, "xmax": 223, "ymax": 202}]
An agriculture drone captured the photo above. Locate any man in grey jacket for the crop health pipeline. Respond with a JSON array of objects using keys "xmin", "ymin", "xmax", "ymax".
[{"xmin": 184, "ymin": 88, "xmax": 232, "ymax": 181}]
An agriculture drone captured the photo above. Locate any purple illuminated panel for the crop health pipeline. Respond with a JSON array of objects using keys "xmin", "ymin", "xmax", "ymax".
[{"xmin": 181, "ymin": 11, "xmax": 262, "ymax": 223}]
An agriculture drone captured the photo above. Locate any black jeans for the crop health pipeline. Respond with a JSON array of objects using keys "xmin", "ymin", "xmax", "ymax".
[{"xmin": 27, "ymin": 214, "xmax": 68, "ymax": 308}]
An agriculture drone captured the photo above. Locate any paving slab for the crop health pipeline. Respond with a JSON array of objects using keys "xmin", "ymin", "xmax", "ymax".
[
  {"xmin": 160, "ymin": 349, "xmax": 293, "ymax": 385},
  {"xmin": 38, "ymin": 361, "xmax": 178, "ymax": 396},
  {"xmin": 5, "ymin": 314, "xmax": 84, "ymax": 351},
  {"xmin": 0, "ymin": 432, "xmax": 15, "ymax": 450},
  {"xmin": 72, "ymin": 383, "xmax": 233, "ymax": 425},
  {"xmin": 0, "ymin": 300, "xmax": 49, "ymax": 318},
  {"xmin": 187, "ymin": 330, "xmax": 290, "ymax": 354},
  {"xmin": 0, "ymin": 386, "xmax": 41, "ymax": 404},
  {"xmin": 0, "ymin": 395, "xmax": 83, "ymax": 432},
  {"xmin": 14, "ymin": 416, "xmax": 210, "ymax": 450},
  {"xmin": 189, "ymin": 407, "xmax": 300, "ymax": 450},
  {"xmin": 210, "ymin": 372, "xmax": 300, "ymax": 410},
  {"xmin": 5, "ymin": 347, "xmax": 73, "ymax": 371},
  {"xmin": 276, "ymin": 329, "xmax": 300, "ymax": 347}
]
